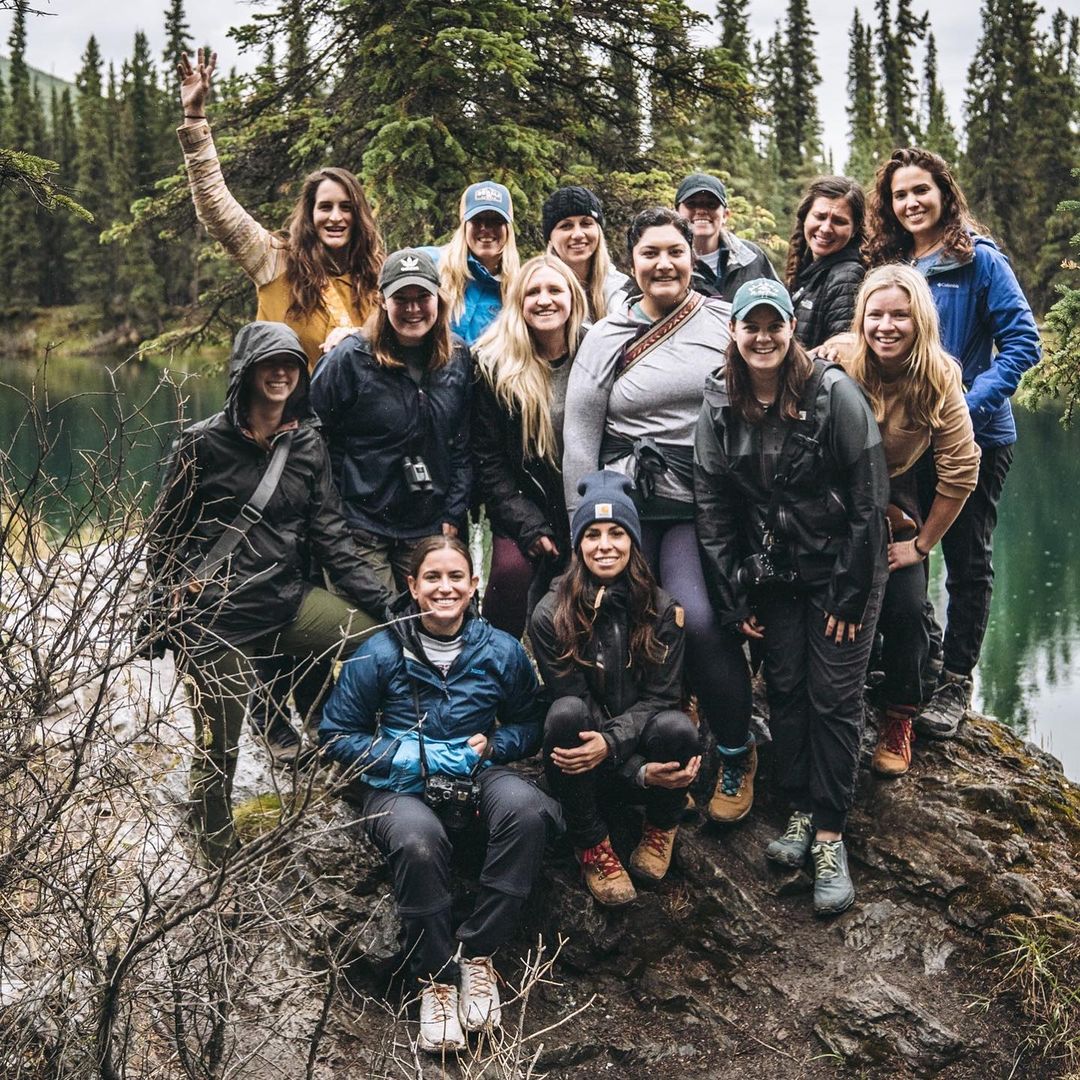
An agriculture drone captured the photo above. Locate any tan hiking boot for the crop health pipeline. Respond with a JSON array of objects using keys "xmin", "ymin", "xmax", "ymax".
[
  {"xmin": 706, "ymin": 743, "xmax": 757, "ymax": 823},
  {"xmin": 872, "ymin": 707, "xmax": 914, "ymax": 777},
  {"xmin": 630, "ymin": 822, "xmax": 679, "ymax": 881},
  {"xmin": 577, "ymin": 837, "xmax": 637, "ymax": 906}
]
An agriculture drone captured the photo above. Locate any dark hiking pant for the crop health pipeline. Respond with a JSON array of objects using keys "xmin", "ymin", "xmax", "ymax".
[
  {"xmin": 358, "ymin": 768, "xmax": 563, "ymax": 982},
  {"xmin": 542, "ymin": 696, "xmax": 700, "ymax": 849}
]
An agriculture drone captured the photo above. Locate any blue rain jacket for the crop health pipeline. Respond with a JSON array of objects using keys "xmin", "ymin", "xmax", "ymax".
[{"xmin": 420, "ymin": 246, "xmax": 503, "ymax": 347}]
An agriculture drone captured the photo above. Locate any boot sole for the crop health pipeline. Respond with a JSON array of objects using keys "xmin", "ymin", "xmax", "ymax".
[
  {"xmin": 706, "ymin": 803, "xmax": 752, "ymax": 824},
  {"xmin": 765, "ymin": 847, "xmax": 809, "ymax": 869},
  {"xmin": 814, "ymin": 892, "xmax": 855, "ymax": 917}
]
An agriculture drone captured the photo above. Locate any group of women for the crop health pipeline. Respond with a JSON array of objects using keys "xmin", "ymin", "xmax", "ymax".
[{"xmin": 149, "ymin": 49, "xmax": 1040, "ymax": 1056}]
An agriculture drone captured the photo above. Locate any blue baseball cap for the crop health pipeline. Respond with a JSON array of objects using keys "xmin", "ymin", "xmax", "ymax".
[
  {"xmin": 462, "ymin": 181, "xmax": 513, "ymax": 224},
  {"xmin": 730, "ymin": 278, "xmax": 795, "ymax": 321}
]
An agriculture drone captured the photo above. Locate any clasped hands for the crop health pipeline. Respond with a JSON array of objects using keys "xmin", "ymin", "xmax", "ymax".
[{"xmin": 551, "ymin": 730, "xmax": 700, "ymax": 788}]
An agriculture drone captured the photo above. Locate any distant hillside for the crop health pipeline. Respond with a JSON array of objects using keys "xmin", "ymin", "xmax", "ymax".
[{"xmin": 0, "ymin": 56, "xmax": 75, "ymax": 119}]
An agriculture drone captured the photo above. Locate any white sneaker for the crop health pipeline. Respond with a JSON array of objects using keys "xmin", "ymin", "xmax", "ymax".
[
  {"xmin": 458, "ymin": 955, "xmax": 502, "ymax": 1031},
  {"xmin": 418, "ymin": 982, "xmax": 465, "ymax": 1053}
]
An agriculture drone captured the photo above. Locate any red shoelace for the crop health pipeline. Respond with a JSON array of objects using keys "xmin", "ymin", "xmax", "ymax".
[
  {"xmin": 883, "ymin": 715, "xmax": 914, "ymax": 755},
  {"xmin": 580, "ymin": 840, "xmax": 624, "ymax": 879},
  {"xmin": 638, "ymin": 824, "xmax": 672, "ymax": 857}
]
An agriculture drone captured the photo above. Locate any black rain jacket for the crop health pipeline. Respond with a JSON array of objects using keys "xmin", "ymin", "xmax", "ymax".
[
  {"xmin": 530, "ymin": 576, "xmax": 685, "ymax": 780},
  {"xmin": 693, "ymin": 360, "xmax": 889, "ymax": 629},
  {"xmin": 148, "ymin": 321, "xmax": 391, "ymax": 647},
  {"xmin": 790, "ymin": 244, "xmax": 866, "ymax": 350}
]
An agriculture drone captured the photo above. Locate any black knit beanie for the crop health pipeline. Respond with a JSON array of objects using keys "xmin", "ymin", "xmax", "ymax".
[
  {"xmin": 571, "ymin": 470, "xmax": 642, "ymax": 551},
  {"xmin": 542, "ymin": 186, "xmax": 604, "ymax": 242}
]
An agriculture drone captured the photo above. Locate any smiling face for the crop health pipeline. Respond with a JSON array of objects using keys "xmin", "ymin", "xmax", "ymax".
[
  {"xmin": 804, "ymin": 196, "xmax": 855, "ymax": 260},
  {"xmin": 677, "ymin": 192, "xmax": 728, "ymax": 253},
  {"xmin": 522, "ymin": 265, "xmax": 572, "ymax": 338},
  {"xmin": 248, "ymin": 355, "xmax": 301, "ymax": 409},
  {"xmin": 890, "ymin": 166, "xmax": 945, "ymax": 250},
  {"xmin": 862, "ymin": 284, "xmax": 916, "ymax": 369},
  {"xmin": 466, "ymin": 211, "xmax": 509, "ymax": 270},
  {"xmin": 549, "ymin": 215, "xmax": 600, "ymax": 274},
  {"xmin": 311, "ymin": 178, "xmax": 353, "ymax": 252},
  {"xmin": 381, "ymin": 285, "xmax": 439, "ymax": 347},
  {"xmin": 731, "ymin": 304, "xmax": 795, "ymax": 395},
  {"xmin": 579, "ymin": 521, "xmax": 633, "ymax": 581},
  {"xmin": 408, "ymin": 546, "xmax": 478, "ymax": 635},
  {"xmin": 632, "ymin": 224, "xmax": 693, "ymax": 318}
]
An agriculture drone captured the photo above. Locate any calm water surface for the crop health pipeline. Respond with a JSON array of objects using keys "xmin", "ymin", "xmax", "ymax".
[{"xmin": 4, "ymin": 354, "xmax": 1078, "ymax": 779}]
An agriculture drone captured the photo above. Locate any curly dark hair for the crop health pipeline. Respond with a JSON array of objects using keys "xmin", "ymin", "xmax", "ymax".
[
  {"xmin": 626, "ymin": 206, "xmax": 694, "ymax": 262},
  {"xmin": 865, "ymin": 147, "xmax": 990, "ymax": 267},
  {"xmin": 282, "ymin": 167, "xmax": 384, "ymax": 323},
  {"xmin": 785, "ymin": 176, "xmax": 866, "ymax": 286},
  {"xmin": 550, "ymin": 546, "xmax": 668, "ymax": 673}
]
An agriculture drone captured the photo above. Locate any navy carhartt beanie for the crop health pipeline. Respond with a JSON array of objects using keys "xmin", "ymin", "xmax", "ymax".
[{"xmin": 571, "ymin": 470, "xmax": 642, "ymax": 551}]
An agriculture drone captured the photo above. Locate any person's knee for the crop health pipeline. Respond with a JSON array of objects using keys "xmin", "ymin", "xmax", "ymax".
[
  {"xmin": 644, "ymin": 709, "xmax": 700, "ymax": 762},
  {"xmin": 390, "ymin": 815, "xmax": 451, "ymax": 867},
  {"xmin": 544, "ymin": 697, "xmax": 590, "ymax": 746}
]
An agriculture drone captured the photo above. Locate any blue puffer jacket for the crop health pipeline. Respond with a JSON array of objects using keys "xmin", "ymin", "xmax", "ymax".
[
  {"xmin": 921, "ymin": 235, "xmax": 1041, "ymax": 448},
  {"xmin": 420, "ymin": 246, "xmax": 503, "ymax": 347},
  {"xmin": 318, "ymin": 609, "xmax": 544, "ymax": 793}
]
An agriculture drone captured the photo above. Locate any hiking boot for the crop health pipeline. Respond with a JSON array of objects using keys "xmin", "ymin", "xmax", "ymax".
[
  {"xmin": 914, "ymin": 672, "xmax": 971, "ymax": 739},
  {"xmin": 257, "ymin": 712, "xmax": 303, "ymax": 765},
  {"xmin": 810, "ymin": 839, "xmax": 855, "ymax": 915},
  {"xmin": 458, "ymin": 956, "xmax": 501, "ymax": 1031},
  {"xmin": 765, "ymin": 810, "xmax": 814, "ymax": 868},
  {"xmin": 872, "ymin": 707, "xmax": 914, "ymax": 777},
  {"xmin": 629, "ymin": 822, "xmax": 678, "ymax": 881},
  {"xmin": 577, "ymin": 837, "xmax": 636, "ymax": 906},
  {"xmin": 706, "ymin": 743, "xmax": 757, "ymax": 823},
  {"xmin": 418, "ymin": 982, "xmax": 466, "ymax": 1053}
]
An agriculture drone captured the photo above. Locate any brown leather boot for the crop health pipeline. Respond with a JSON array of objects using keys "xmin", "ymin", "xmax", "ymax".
[
  {"xmin": 629, "ymin": 822, "xmax": 678, "ymax": 881},
  {"xmin": 872, "ymin": 706, "xmax": 915, "ymax": 777},
  {"xmin": 706, "ymin": 743, "xmax": 757, "ymax": 823},
  {"xmin": 577, "ymin": 837, "xmax": 637, "ymax": 906}
]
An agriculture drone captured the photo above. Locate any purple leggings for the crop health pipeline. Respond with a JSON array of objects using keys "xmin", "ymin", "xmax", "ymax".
[
  {"xmin": 640, "ymin": 520, "xmax": 752, "ymax": 747},
  {"xmin": 482, "ymin": 535, "xmax": 535, "ymax": 639}
]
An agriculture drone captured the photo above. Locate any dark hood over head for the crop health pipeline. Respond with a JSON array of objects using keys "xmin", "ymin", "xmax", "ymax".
[{"xmin": 225, "ymin": 321, "xmax": 314, "ymax": 428}]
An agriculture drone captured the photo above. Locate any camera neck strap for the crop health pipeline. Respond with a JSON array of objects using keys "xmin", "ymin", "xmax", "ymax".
[
  {"xmin": 409, "ymin": 674, "xmax": 484, "ymax": 781},
  {"xmin": 762, "ymin": 359, "xmax": 834, "ymax": 539}
]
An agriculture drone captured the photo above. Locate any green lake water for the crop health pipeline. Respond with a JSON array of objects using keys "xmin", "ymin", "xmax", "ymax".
[{"xmin": 3, "ymin": 352, "xmax": 1078, "ymax": 779}]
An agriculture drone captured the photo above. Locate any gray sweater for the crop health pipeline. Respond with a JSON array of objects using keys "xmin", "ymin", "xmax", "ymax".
[{"xmin": 563, "ymin": 298, "xmax": 730, "ymax": 514}]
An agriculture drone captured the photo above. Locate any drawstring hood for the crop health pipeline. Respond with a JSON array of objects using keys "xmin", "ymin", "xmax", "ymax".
[{"xmin": 224, "ymin": 321, "xmax": 313, "ymax": 431}]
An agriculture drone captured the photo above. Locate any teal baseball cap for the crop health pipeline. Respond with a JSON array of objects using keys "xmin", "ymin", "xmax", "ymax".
[
  {"xmin": 730, "ymin": 278, "xmax": 795, "ymax": 321},
  {"xmin": 462, "ymin": 181, "xmax": 513, "ymax": 223}
]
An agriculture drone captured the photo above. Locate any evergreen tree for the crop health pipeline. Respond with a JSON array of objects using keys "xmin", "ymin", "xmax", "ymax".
[
  {"xmin": 845, "ymin": 9, "xmax": 881, "ymax": 183},
  {"xmin": 770, "ymin": 0, "xmax": 822, "ymax": 182},
  {"xmin": 40, "ymin": 87, "xmax": 78, "ymax": 305},
  {"xmin": 877, "ymin": 0, "xmax": 927, "ymax": 148},
  {"xmin": 162, "ymin": 0, "xmax": 194, "ymax": 78},
  {"xmin": 285, "ymin": 0, "xmax": 310, "ymax": 100},
  {"xmin": 920, "ymin": 32, "xmax": 959, "ymax": 161}
]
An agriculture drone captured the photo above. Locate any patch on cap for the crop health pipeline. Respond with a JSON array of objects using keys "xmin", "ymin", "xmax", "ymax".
[
  {"xmin": 472, "ymin": 185, "xmax": 505, "ymax": 204},
  {"xmin": 748, "ymin": 280, "xmax": 783, "ymax": 298},
  {"xmin": 594, "ymin": 502, "xmax": 613, "ymax": 519},
  {"xmin": 399, "ymin": 254, "xmax": 420, "ymax": 271}
]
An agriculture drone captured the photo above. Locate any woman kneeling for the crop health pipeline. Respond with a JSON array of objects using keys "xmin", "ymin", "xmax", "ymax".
[
  {"xmin": 319, "ymin": 536, "xmax": 561, "ymax": 1053},
  {"xmin": 530, "ymin": 471, "xmax": 701, "ymax": 907}
]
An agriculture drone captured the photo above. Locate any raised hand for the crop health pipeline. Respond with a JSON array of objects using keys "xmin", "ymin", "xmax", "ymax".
[{"xmin": 178, "ymin": 48, "xmax": 217, "ymax": 120}]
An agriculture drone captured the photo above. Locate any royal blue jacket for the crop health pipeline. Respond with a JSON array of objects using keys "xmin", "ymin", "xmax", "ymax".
[
  {"xmin": 921, "ymin": 235, "xmax": 1041, "ymax": 448},
  {"xmin": 420, "ymin": 246, "xmax": 504, "ymax": 347},
  {"xmin": 318, "ymin": 611, "xmax": 544, "ymax": 793}
]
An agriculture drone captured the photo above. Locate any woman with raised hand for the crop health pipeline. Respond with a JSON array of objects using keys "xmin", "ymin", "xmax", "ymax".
[
  {"xmin": 695, "ymin": 279, "xmax": 889, "ymax": 916},
  {"xmin": 841, "ymin": 265, "xmax": 979, "ymax": 779},
  {"xmin": 310, "ymin": 249, "xmax": 472, "ymax": 593},
  {"xmin": 541, "ymin": 185, "xmax": 630, "ymax": 321},
  {"xmin": 530, "ymin": 471, "xmax": 701, "ymax": 907},
  {"xmin": 472, "ymin": 255, "xmax": 589, "ymax": 637},
  {"xmin": 561, "ymin": 206, "xmax": 752, "ymax": 829},
  {"xmin": 786, "ymin": 176, "xmax": 867, "ymax": 350},
  {"xmin": 420, "ymin": 181, "xmax": 520, "ymax": 348},
  {"xmin": 319, "ymin": 536, "xmax": 561, "ymax": 1053},
  {"xmin": 146, "ymin": 322, "xmax": 390, "ymax": 866},
  {"xmin": 177, "ymin": 50, "xmax": 383, "ymax": 369},
  {"xmin": 867, "ymin": 148, "xmax": 1040, "ymax": 739}
]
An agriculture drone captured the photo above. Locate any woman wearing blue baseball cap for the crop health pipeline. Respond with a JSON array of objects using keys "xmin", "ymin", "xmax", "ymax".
[
  {"xmin": 695, "ymin": 277, "xmax": 890, "ymax": 916},
  {"xmin": 421, "ymin": 181, "xmax": 521, "ymax": 347}
]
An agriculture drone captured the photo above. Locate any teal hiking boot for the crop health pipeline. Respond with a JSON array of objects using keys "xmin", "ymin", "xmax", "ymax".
[
  {"xmin": 810, "ymin": 839, "xmax": 855, "ymax": 915},
  {"xmin": 765, "ymin": 811, "xmax": 813, "ymax": 868}
]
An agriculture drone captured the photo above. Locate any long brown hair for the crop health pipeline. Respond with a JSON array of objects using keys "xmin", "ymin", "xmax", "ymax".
[
  {"xmin": 364, "ymin": 288, "xmax": 455, "ymax": 372},
  {"xmin": 282, "ymin": 167, "xmax": 384, "ymax": 322},
  {"xmin": 785, "ymin": 175, "xmax": 866, "ymax": 285},
  {"xmin": 725, "ymin": 330, "xmax": 815, "ymax": 425},
  {"xmin": 865, "ymin": 147, "xmax": 989, "ymax": 267},
  {"xmin": 407, "ymin": 534, "xmax": 474, "ymax": 580},
  {"xmin": 550, "ymin": 547, "xmax": 667, "ymax": 672}
]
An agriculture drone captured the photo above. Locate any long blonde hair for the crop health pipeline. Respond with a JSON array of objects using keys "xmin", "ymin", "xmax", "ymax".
[
  {"xmin": 474, "ymin": 255, "xmax": 587, "ymax": 464},
  {"xmin": 549, "ymin": 229, "xmax": 616, "ymax": 321},
  {"xmin": 441, "ymin": 186, "xmax": 521, "ymax": 323},
  {"xmin": 847, "ymin": 264, "xmax": 960, "ymax": 430}
]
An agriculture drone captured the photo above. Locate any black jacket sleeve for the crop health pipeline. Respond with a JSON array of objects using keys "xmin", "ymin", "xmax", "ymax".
[
  {"xmin": 472, "ymin": 376, "xmax": 553, "ymax": 551},
  {"xmin": 693, "ymin": 397, "xmax": 751, "ymax": 629},
  {"xmin": 821, "ymin": 377, "xmax": 889, "ymax": 621},
  {"xmin": 146, "ymin": 430, "xmax": 199, "ymax": 587},
  {"xmin": 443, "ymin": 348, "xmax": 473, "ymax": 530},
  {"xmin": 306, "ymin": 436, "xmax": 394, "ymax": 620}
]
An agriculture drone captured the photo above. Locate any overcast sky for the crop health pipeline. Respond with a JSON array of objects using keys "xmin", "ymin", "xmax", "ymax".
[{"xmin": 0, "ymin": 0, "xmax": 1054, "ymax": 167}]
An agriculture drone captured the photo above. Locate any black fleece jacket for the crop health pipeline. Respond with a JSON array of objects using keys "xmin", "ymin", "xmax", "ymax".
[{"xmin": 148, "ymin": 321, "xmax": 391, "ymax": 646}]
